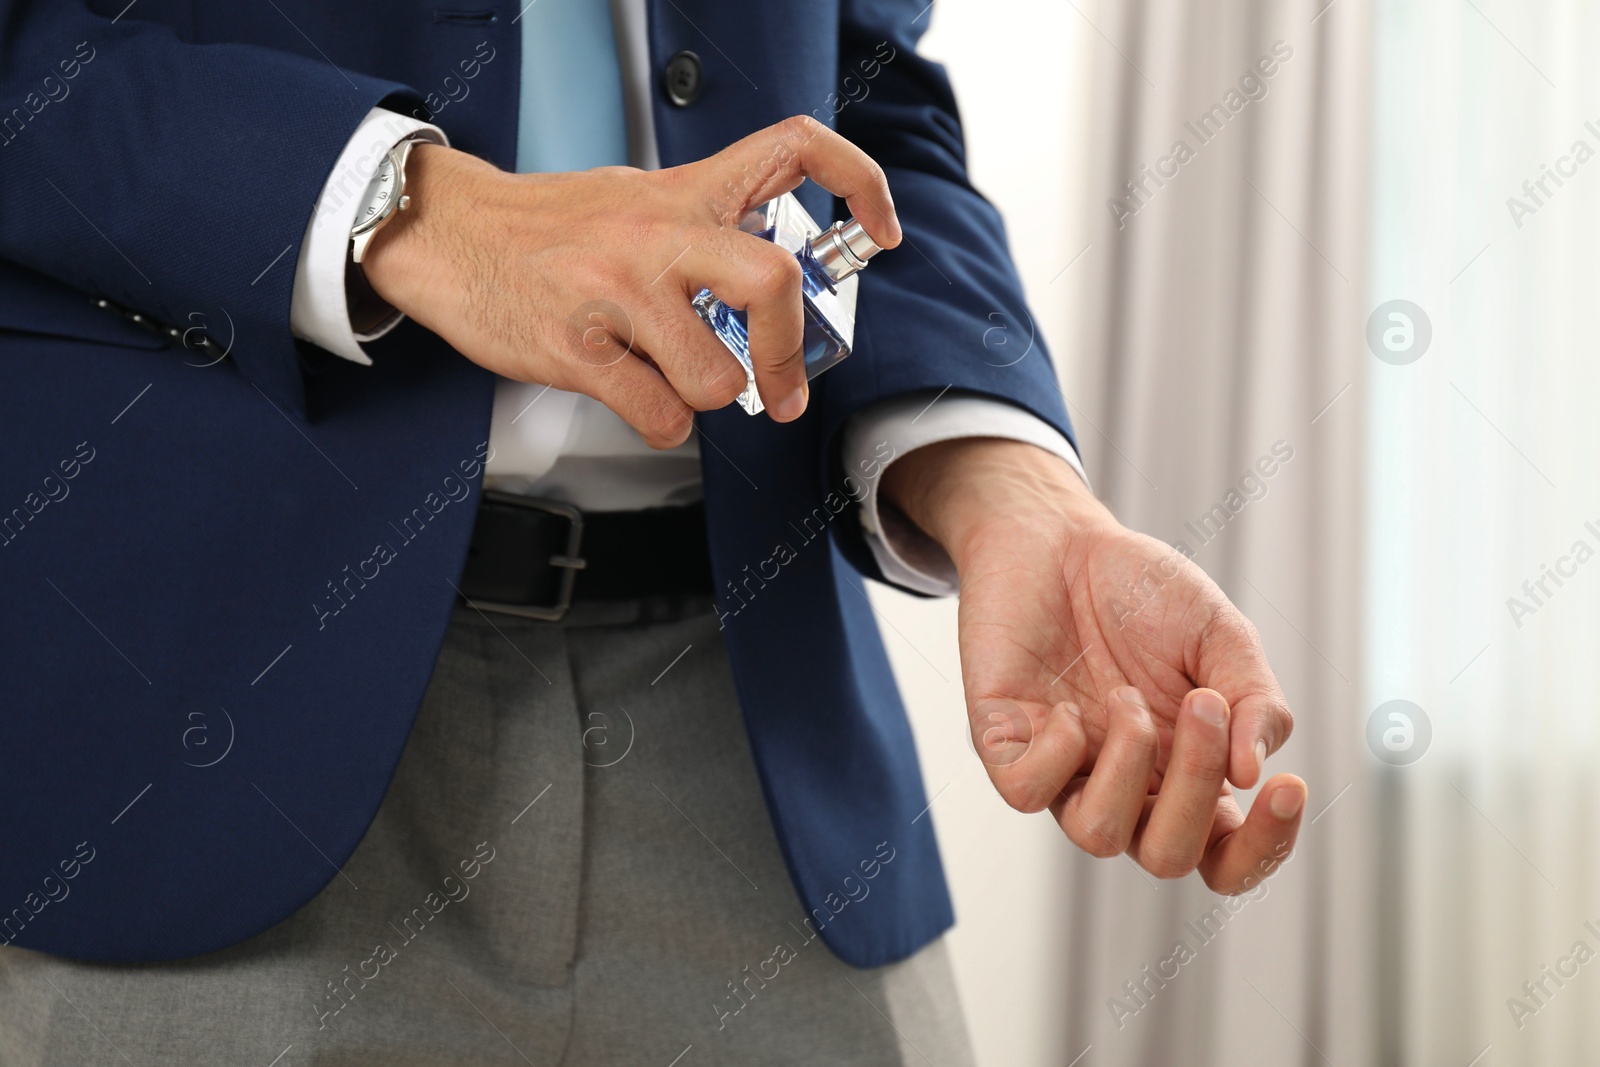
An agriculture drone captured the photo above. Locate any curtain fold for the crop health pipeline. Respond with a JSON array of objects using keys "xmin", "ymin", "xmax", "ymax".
[
  {"xmin": 1366, "ymin": 2, "xmax": 1600, "ymax": 1064},
  {"xmin": 1058, "ymin": 2, "xmax": 1376, "ymax": 1062}
]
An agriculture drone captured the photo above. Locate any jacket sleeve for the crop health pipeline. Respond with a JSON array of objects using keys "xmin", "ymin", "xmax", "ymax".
[
  {"xmin": 815, "ymin": 0, "xmax": 1079, "ymax": 578},
  {"xmin": 0, "ymin": 1, "xmax": 417, "ymax": 412}
]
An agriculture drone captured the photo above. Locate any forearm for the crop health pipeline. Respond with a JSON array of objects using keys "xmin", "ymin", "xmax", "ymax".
[{"xmin": 880, "ymin": 437, "xmax": 1111, "ymax": 572}]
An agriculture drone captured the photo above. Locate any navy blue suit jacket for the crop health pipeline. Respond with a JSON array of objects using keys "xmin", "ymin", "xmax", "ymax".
[{"xmin": 0, "ymin": 0, "xmax": 1074, "ymax": 968}]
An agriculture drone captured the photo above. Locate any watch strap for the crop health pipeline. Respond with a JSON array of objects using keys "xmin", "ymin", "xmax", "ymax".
[{"xmin": 345, "ymin": 255, "xmax": 404, "ymax": 337}]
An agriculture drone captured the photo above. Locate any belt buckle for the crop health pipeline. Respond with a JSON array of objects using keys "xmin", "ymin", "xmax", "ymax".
[{"xmin": 466, "ymin": 492, "xmax": 587, "ymax": 622}]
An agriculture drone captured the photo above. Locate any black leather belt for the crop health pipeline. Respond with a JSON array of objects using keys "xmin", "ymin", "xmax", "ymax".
[{"xmin": 457, "ymin": 491, "xmax": 713, "ymax": 620}]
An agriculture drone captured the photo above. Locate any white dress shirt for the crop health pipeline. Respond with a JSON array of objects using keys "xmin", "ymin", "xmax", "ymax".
[{"xmin": 286, "ymin": 0, "xmax": 1085, "ymax": 596}]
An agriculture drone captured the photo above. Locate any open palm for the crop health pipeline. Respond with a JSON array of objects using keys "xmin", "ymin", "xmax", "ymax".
[{"xmin": 890, "ymin": 439, "xmax": 1305, "ymax": 893}]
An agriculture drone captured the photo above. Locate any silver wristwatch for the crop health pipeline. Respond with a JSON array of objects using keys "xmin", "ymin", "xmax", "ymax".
[{"xmin": 350, "ymin": 134, "xmax": 432, "ymax": 264}]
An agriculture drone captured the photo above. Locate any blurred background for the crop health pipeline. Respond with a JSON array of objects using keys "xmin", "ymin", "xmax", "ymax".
[{"xmin": 867, "ymin": 0, "xmax": 1600, "ymax": 1063}]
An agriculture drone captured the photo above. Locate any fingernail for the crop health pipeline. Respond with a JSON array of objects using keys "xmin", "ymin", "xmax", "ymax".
[
  {"xmin": 1190, "ymin": 689, "xmax": 1228, "ymax": 727},
  {"xmin": 1270, "ymin": 784, "xmax": 1304, "ymax": 820},
  {"xmin": 1254, "ymin": 738, "xmax": 1268, "ymax": 775},
  {"xmin": 772, "ymin": 386, "xmax": 807, "ymax": 421},
  {"xmin": 1113, "ymin": 686, "xmax": 1147, "ymax": 713}
]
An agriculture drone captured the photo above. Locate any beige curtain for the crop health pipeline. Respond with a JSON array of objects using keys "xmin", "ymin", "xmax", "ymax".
[
  {"xmin": 905, "ymin": 3, "xmax": 1600, "ymax": 1062},
  {"xmin": 1056, "ymin": 2, "xmax": 1376, "ymax": 1062},
  {"xmin": 1363, "ymin": 2, "xmax": 1600, "ymax": 1064}
]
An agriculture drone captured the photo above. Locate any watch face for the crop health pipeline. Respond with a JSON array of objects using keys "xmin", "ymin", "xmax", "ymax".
[{"xmin": 355, "ymin": 154, "xmax": 398, "ymax": 232}]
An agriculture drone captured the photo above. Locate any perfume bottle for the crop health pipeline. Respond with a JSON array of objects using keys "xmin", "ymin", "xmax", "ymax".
[{"xmin": 693, "ymin": 193, "xmax": 884, "ymax": 415}]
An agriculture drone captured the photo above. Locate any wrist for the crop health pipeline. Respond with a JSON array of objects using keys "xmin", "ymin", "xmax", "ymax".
[
  {"xmin": 880, "ymin": 438, "xmax": 1111, "ymax": 572},
  {"xmin": 360, "ymin": 143, "xmax": 494, "ymax": 330}
]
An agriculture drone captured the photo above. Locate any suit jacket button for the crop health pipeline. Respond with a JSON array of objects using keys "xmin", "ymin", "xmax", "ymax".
[{"xmin": 663, "ymin": 50, "xmax": 702, "ymax": 107}]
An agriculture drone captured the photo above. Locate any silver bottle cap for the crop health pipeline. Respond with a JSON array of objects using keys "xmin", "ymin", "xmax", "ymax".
[{"xmin": 809, "ymin": 219, "xmax": 881, "ymax": 282}]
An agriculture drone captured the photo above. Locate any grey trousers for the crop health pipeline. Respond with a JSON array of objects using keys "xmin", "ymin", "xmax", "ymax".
[{"xmin": 0, "ymin": 596, "xmax": 975, "ymax": 1066}]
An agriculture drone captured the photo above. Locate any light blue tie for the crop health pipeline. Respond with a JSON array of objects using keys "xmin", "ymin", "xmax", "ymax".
[{"xmin": 516, "ymin": 0, "xmax": 631, "ymax": 173}]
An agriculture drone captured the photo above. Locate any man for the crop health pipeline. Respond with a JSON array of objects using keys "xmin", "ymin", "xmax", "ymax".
[{"xmin": 0, "ymin": 0, "xmax": 1305, "ymax": 1062}]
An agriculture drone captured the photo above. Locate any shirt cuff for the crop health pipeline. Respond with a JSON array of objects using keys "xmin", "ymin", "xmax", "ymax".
[
  {"xmin": 842, "ymin": 393, "xmax": 1090, "ymax": 597},
  {"xmin": 289, "ymin": 108, "xmax": 447, "ymax": 365}
]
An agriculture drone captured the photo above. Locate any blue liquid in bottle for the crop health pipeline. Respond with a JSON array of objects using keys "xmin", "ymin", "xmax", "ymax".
[
  {"xmin": 691, "ymin": 200, "xmax": 882, "ymax": 415},
  {"xmin": 692, "ymin": 242, "xmax": 853, "ymax": 415}
]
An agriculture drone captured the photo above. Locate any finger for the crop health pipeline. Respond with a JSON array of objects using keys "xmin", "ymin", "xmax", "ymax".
[
  {"xmin": 694, "ymin": 115, "xmax": 901, "ymax": 248},
  {"xmin": 1197, "ymin": 773, "xmax": 1306, "ymax": 894},
  {"xmin": 676, "ymin": 237, "xmax": 808, "ymax": 421},
  {"xmin": 975, "ymin": 698, "xmax": 1088, "ymax": 815},
  {"xmin": 577, "ymin": 350, "xmax": 696, "ymax": 449},
  {"xmin": 1050, "ymin": 687, "xmax": 1160, "ymax": 858},
  {"xmin": 631, "ymin": 295, "xmax": 753, "ymax": 412},
  {"xmin": 1192, "ymin": 602, "xmax": 1294, "ymax": 789},
  {"xmin": 1131, "ymin": 689, "xmax": 1231, "ymax": 878},
  {"xmin": 555, "ymin": 301, "xmax": 696, "ymax": 445}
]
